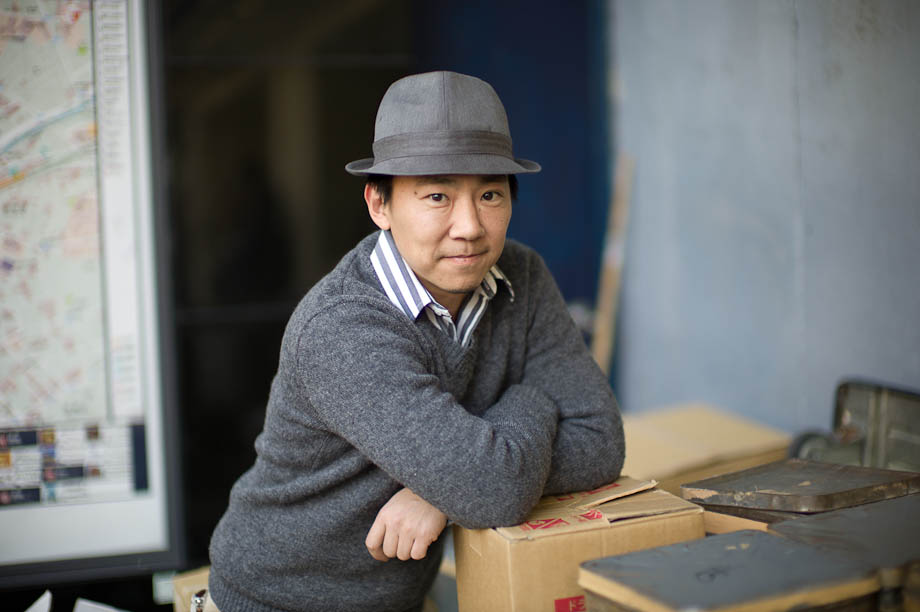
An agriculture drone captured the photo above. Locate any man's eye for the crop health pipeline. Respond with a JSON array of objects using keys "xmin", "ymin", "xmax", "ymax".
[
  {"xmin": 482, "ymin": 191, "xmax": 500, "ymax": 202},
  {"xmin": 428, "ymin": 193, "xmax": 446, "ymax": 202}
]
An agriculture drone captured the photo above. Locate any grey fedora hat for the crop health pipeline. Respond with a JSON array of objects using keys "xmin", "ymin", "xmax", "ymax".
[{"xmin": 345, "ymin": 71, "xmax": 540, "ymax": 176}]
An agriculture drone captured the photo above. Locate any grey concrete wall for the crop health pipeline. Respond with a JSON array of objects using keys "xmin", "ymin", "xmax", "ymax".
[{"xmin": 609, "ymin": 0, "xmax": 920, "ymax": 432}]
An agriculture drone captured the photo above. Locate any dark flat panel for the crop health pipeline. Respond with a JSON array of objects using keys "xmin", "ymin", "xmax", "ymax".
[
  {"xmin": 581, "ymin": 530, "xmax": 878, "ymax": 611},
  {"xmin": 771, "ymin": 493, "xmax": 920, "ymax": 584},
  {"xmin": 681, "ymin": 459, "xmax": 920, "ymax": 512}
]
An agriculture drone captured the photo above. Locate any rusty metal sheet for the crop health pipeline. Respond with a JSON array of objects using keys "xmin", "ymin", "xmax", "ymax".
[{"xmin": 680, "ymin": 458, "xmax": 920, "ymax": 513}]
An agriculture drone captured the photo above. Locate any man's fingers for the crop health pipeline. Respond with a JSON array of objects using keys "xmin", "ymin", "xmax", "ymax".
[
  {"xmin": 396, "ymin": 534, "xmax": 414, "ymax": 561},
  {"xmin": 410, "ymin": 536, "xmax": 430, "ymax": 560},
  {"xmin": 367, "ymin": 488, "xmax": 447, "ymax": 562},
  {"xmin": 365, "ymin": 519, "xmax": 388, "ymax": 562},
  {"xmin": 382, "ymin": 524, "xmax": 400, "ymax": 560}
]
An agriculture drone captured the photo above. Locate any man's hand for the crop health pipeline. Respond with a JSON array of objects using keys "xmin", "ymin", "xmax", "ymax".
[{"xmin": 365, "ymin": 487, "xmax": 447, "ymax": 562}]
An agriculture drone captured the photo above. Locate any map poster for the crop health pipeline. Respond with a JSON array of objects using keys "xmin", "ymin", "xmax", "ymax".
[{"xmin": 0, "ymin": 0, "xmax": 169, "ymax": 569}]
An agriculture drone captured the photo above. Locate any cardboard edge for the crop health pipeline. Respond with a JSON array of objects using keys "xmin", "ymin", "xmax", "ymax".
[
  {"xmin": 453, "ymin": 525, "xmax": 514, "ymax": 611},
  {"xmin": 578, "ymin": 567, "xmax": 674, "ymax": 612},
  {"xmin": 703, "ymin": 510, "xmax": 769, "ymax": 534},
  {"xmin": 607, "ymin": 506, "xmax": 703, "ymax": 528},
  {"xmin": 492, "ymin": 504, "xmax": 703, "ymax": 543},
  {"xmin": 598, "ymin": 490, "xmax": 702, "ymax": 522},
  {"xmin": 579, "ymin": 562, "xmax": 879, "ymax": 612},
  {"xmin": 172, "ymin": 566, "xmax": 210, "ymax": 612},
  {"xmin": 708, "ymin": 573, "xmax": 881, "ymax": 612},
  {"xmin": 504, "ymin": 534, "xmax": 517, "ymax": 611},
  {"xmin": 577, "ymin": 477, "xmax": 659, "ymax": 508}
]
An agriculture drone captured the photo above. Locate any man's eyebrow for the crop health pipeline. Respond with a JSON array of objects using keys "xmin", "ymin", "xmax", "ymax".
[
  {"xmin": 414, "ymin": 176, "xmax": 457, "ymax": 187},
  {"xmin": 413, "ymin": 175, "xmax": 508, "ymax": 190}
]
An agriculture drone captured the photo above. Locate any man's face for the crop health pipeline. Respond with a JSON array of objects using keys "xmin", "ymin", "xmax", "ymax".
[{"xmin": 366, "ymin": 174, "xmax": 512, "ymax": 316}]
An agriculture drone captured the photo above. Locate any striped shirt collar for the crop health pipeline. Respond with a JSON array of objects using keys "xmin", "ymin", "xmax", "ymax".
[{"xmin": 369, "ymin": 230, "xmax": 514, "ymax": 346}]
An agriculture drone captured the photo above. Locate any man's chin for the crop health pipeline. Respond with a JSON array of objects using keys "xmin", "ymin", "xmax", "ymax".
[
  {"xmin": 429, "ymin": 281, "xmax": 484, "ymax": 302},
  {"xmin": 440, "ymin": 282, "xmax": 483, "ymax": 295}
]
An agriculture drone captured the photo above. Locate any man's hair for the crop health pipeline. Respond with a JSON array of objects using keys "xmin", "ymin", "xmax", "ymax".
[
  {"xmin": 366, "ymin": 174, "xmax": 394, "ymax": 204},
  {"xmin": 366, "ymin": 174, "xmax": 519, "ymax": 204}
]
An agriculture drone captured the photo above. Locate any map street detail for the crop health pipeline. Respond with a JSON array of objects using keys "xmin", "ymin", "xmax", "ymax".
[{"xmin": 0, "ymin": 0, "xmax": 146, "ymax": 509}]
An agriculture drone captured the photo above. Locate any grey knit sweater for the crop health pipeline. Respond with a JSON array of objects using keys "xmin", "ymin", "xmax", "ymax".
[{"xmin": 208, "ymin": 233, "xmax": 624, "ymax": 612}]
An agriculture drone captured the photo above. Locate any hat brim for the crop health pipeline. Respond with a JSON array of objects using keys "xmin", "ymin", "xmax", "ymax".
[{"xmin": 345, "ymin": 154, "xmax": 541, "ymax": 177}]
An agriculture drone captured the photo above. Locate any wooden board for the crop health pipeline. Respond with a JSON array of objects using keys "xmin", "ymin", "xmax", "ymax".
[
  {"xmin": 680, "ymin": 458, "xmax": 920, "ymax": 512},
  {"xmin": 578, "ymin": 530, "xmax": 879, "ymax": 611},
  {"xmin": 770, "ymin": 493, "xmax": 920, "ymax": 588},
  {"xmin": 591, "ymin": 153, "xmax": 633, "ymax": 376}
]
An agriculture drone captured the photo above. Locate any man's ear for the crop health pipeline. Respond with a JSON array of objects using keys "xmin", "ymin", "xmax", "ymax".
[{"xmin": 365, "ymin": 183, "xmax": 391, "ymax": 230}]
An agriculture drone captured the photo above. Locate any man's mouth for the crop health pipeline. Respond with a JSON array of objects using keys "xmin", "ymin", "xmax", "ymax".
[{"xmin": 444, "ymin": 252, "xmax": 485, "ymax": 263}]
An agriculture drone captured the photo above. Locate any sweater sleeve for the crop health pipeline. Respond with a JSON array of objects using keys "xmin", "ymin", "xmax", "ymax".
[
  {"xmin": 294, "ymin": 299, "xmax": 558, "ymax": 528},
  {"xmin": 518, "ymin": 252, "xmax": 625, "ymax": 495}
]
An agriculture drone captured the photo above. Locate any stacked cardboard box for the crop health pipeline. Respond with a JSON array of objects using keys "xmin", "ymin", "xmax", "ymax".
[
  {"xmin": 172, "ymin": 566, "xmax": 209, "ymax": 612},
  {"xmin": 621, "ymin": 403, "xmax": 791, "ymax": 496},
  {"xmin": 453, "ymin": 477, "xmax": 704, "ymax": 611}
]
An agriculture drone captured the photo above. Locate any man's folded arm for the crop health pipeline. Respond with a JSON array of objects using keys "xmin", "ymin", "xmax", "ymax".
[
  {"xmin": 296, "ymin": 304, "xmax": 558, "ymax": 528},
  {"xmin": 517, "ymin": 253, "xmax": 626, "ymax": 495}
]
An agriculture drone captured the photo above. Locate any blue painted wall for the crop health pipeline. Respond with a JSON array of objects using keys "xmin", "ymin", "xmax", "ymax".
[
  {"xmin": 609, "ymin": 0, "xmax": 920, "ymax": 431},
  {"xmin": 412, "ymin": 0, "xmax": 610, "ymax": 304}
]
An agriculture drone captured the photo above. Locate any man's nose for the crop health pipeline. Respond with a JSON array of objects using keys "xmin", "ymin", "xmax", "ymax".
[{"xmin": 449, "ymin": 196, "xmax": 485, "ymax": 240}]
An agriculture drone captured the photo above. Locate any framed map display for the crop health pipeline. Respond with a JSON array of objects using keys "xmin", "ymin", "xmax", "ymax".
[{"xmin": 0, "ymin": 0, "xmax": 182, "ymax": 586}]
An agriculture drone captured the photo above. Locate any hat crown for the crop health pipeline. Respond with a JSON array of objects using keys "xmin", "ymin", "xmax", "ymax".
[
  {"xmin": 344, "ymin": 70, "xmax": 540, "ymax": 176},
  {"xmin": 374, "ymin": 71, "xmax": 511, "ymax": 141}
]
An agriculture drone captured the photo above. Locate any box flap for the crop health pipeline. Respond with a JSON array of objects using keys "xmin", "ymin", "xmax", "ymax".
[
  {"xmin": 534, "ymin": 476, "xmax": 658, "ymax": 511},
  {"xmin": 494, "ymin": 476, "xmax": 665, "ymax": 541},
  {"xmin": 596, "ymin": 489, "xmax": 701, "ymax": 522},
  {"xmin": 495, "ymin": 506, "xmax": 610, "ymax": 540}
]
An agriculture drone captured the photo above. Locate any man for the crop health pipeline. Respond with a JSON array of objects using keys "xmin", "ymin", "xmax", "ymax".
[{"xmin": 207, "ymin": 71, "xmax": 624, "ymax": 612}]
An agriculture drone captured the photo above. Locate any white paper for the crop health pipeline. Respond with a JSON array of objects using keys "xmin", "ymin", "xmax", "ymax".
[
  {"xmin": 24, "ymin": 591, "xmax": 51, "ymax": 612},
  {"xmin": 73, "ymin": 599, "xmax": 130, "ymax": 612}
]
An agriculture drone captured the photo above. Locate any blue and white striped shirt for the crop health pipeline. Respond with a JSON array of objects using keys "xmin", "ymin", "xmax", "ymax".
[{"xmin": 369, "ymin": 230, "xmax": 514, "ymax": 347}]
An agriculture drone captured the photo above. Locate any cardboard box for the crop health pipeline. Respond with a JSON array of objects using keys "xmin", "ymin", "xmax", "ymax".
[
  {"xmin": 172, "ymin": 566, "xmax": 210, "ymax": 612},
  {"xmin": 622, "ymin": 403, "xmax": 791, "ymax": 495},
  {"xmin": 453, "ymin": 477, "xmax": 704, "ymax": 612}
]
